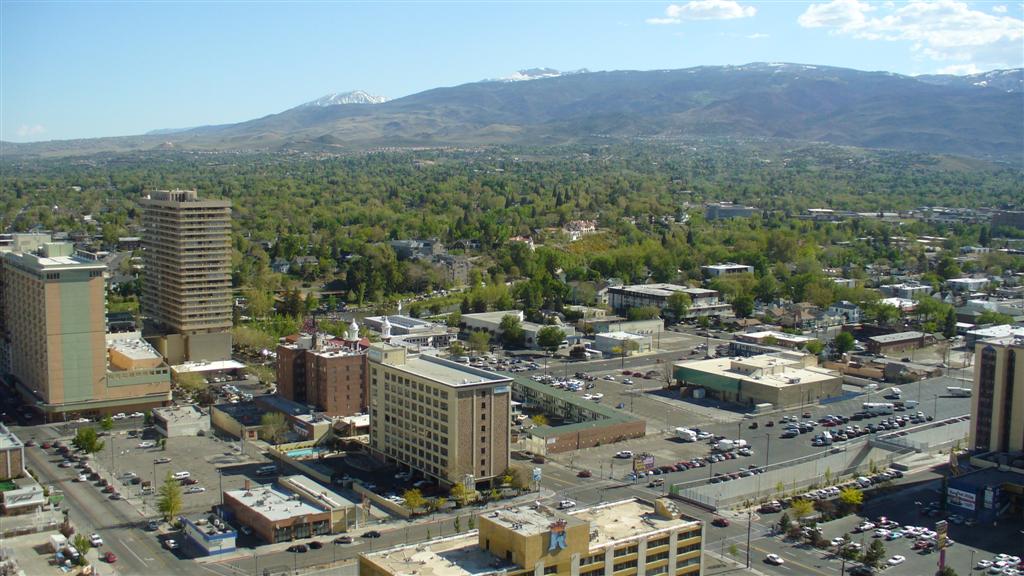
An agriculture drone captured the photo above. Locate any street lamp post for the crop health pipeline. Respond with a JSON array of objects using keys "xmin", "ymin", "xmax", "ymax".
[{"xmin": 745, "ymin": 510, "xmax": 752, "ymax": 568}]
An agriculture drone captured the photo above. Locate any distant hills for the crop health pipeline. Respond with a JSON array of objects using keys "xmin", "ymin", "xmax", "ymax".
[{"xmin": 4, "ymin": 63, "xmax": 1022, "ymax": 162}]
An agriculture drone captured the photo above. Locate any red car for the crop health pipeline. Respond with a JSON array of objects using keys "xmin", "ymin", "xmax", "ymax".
[
  {"xmin": 41, "ymin": 442, "xmax": 52, "ymax": 449},
  {"xmin": 712, "ymin": 517, "xmax": 730, "ymax": 527},
  {"xmin": 103, "ymin": 551, "xmax": 117, "ymax": 563},
  {"xmin": 577, "ymin": 470, "xmax": 592, "ymax": 478}
]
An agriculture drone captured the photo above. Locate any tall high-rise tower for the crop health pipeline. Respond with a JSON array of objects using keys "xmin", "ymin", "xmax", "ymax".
[{"xmin": 140, "ymin": 190, "xmax": 233, "ymax": 364}]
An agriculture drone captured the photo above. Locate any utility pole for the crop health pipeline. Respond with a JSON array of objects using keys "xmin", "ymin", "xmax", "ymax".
[{"xmin": 745, "ymin": 509, "xmax": 752, "ymax": 568}]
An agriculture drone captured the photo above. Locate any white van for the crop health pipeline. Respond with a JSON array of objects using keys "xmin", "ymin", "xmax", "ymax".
[{"xmin": 172, "ymin": 471, "xmax": 190, "ymax": 480}]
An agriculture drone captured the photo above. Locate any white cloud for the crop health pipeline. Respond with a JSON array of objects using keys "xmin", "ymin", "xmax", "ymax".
[
  {"xmin": 746, "ymin": 32, "xmax": 770, "ymax": 39},
  {"xmin": 936, "ymin": 63, "xmax": 980, "ymax": 74},
  {"xmin": 797, "ymin": 0, "xmax": 1023, "ymax": 68},
  {"xmin": 16, "ymin": 124, "xmax": 45, "ymax": 138},
  {"xmin": 646, "ymin": 17, "xmax": 682, "ymax": 25},
  {"xmin": 992, "ymin": 5, "xmax": 1007, "ymax": 13},
  {"xmin": 648, "ymin": 0, "xmax": 756, "ymax": 24}
]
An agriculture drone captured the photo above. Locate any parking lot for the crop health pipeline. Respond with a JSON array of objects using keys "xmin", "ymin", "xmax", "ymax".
[
  {"xmin": 79, "ymin": 427, "xmax": 272, "ymax": 516},
  {"xmin": 742, "ymin": 470, "xmax": 1024, "ymax": 576}
]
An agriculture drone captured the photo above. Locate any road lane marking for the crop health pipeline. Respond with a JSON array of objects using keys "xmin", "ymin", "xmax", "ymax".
[
  {"xmin": 121, "ymin": 539, "xmax": 150, "ymax": 566},
  {"xmin": 753, "ymin": 544, "xmax": 831, "ymax": 576}
]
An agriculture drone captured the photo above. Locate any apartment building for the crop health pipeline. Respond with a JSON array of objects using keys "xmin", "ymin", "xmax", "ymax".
[
  {"xmin": 140, "ymin": 190, "xmax": 232, "ymax": 365},
  {"xmin": 367, "ymin": 343, "xmax": 511, "ymax": 487},
  {"xmin": 360, "ymin": 498, "xmax": 704, "ymax": 576},
  {"xmin": 971, "ymin": 335, "xmax": 1024, "ymax": 453},
  {"xmin": 606, "ymin": 284, "xmax": 730, "ymax": 319},
  {"xmin": 0, "ymin": 243, "xmax": 170, "ymax": 421}
]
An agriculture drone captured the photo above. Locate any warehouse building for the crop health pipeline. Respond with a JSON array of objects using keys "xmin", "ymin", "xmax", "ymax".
[{"xmin": 673, "ymin": 352, "xmax": 842, "ymax": 409}]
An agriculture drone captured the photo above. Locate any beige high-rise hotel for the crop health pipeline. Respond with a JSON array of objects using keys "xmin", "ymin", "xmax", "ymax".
[{"xmin": 140, "ymin": 190, "xmax": 233, "ymax": 364}]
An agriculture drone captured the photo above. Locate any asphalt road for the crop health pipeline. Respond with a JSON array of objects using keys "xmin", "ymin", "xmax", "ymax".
[{"xmin": 22, "ymin": 427, "xmax": 193, "ymax": 576}]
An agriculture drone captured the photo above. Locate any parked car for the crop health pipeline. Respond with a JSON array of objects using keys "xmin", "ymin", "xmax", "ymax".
[
  {"xmin": 577, "ymin": 470, "xmax": 592, "ymax": 478},
  {"xmin": 308, "ymin": 541, "xmax": 323, "ymax": 550},
  {"xmin": 558, "ymin": 500, "xmax": 576, "ymax": 510},
  {"xmin": 334, "ymin": 535, "xmax": 354, "ymax": 544},
  {"xmin": 361, "ymin": 530, "xmax": 381, "ymax": 538},
  {"xmin": 89, "ymin": 533, "xmax": 103, "ymax": 547},
  {"xmin": 712, "ymin": 517, "xmax": 730, "ymax": 527},
  {"xmin": 287, "ymin": 544, "xmax": 308, "ymax": 553},
  {"xmin": 103, "ymin": 551, "xmax": 117, "ymax": 563}
]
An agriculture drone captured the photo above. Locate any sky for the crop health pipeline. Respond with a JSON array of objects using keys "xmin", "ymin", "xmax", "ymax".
[{"xmin": 2, "ymin": 0, "xmax": 1022, "ymax": 142}]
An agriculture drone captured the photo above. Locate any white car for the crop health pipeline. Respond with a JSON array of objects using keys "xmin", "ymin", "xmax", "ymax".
[
  {"xmin": 112, "ymin": 412, "xmax": 127, "ymax": 420},
  {"xmin": 856, "ymin": 521, "xmax": 875, "ymax": 532},
  {"xmin": 558, "ymin": 500, "xmax": 576, "ymax": 509},
  {"xmin": 829, "ymin": 537, "xmax": 845, "ymax": 546},
  {"xmin": 590, "ymin": 393, "xmax": 604, "ymax": 401},
  {"xmin": 615, "ymin": 451, "xmax": 634, "ymax": 459},
  {"xmin": 887, "ymin": 555, "xmax": 906, "ymax": 566},
  {"xmin": 581, "ymin": 394, "xmax": 594, "ymax": 400},
  {"xmin": 765, "ymin": 553, "xmax": 784, "ymax": 565},
  {"xmin": 874, "ymin": 529, "xmax": 890, "ymax": 538},
  {"xmin": 185, "ymin": 486, "xmax": 206, "ymax": 494},
  {"xmin": 137, "ymin": 441, "xmax": 155, "ymax": 448},
  {"xmin": 603, "ymin": 375, "xmax": 615, "ymax": 381},
  {"xmin": 89, "ymin": 533, "xmax": 103, "ymax": 547},
  {"xmin": 976, "ymin": 560, "xmax": 993, "ymax": 569},
  {"xmin": 130, "ymin": 412, "xmax": 144, "ymax": 418},
  {"xmin": 76, "ymin": 474, "xmax": 88, "ymax": 482},
  {"xmin": 164, "ymin": 539, "xmax": 178, "ymax": 550}
]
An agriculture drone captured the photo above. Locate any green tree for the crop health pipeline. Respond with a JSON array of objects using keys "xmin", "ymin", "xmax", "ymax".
[
  {"xmin": 863, "ymin": 540, "xmax": 886, "ymax": 567},
  {"xmin": 467, "ymin": 331, "xmax": 491, "ymax": 354},
  {"xmin": 977, "ymin": 309, "xmax": 1014, "ymax": 325},
  {"xmin": 176, "ymin": 372, "xmax": 206, "ymax": 396},
  {"xmin": 449, "ymin": 340, "xmax": 467, "ymax": 356},
  {"xmin": 805, "ymin": 340, "xmax": 825, "ymax": 356},
  {"xmin": 71, "ymin": 533, "xmax": 92, "ymax": 565},
  {"xmin": 943, "ymin": 307, "xmax": 958, "ymax": 338},
  {"xmin": 157, "ymin": 471, "xmax": 183, "ymax": 523},
  {"xmin": 530, "ymin": 414, "xmax": 549, "ymax": 426},
  {"xmin": 838, "ymin": 486, "xmax": 864, "ymax": 511},
  {"xmin": 834, "ymin": 332, "xmax": 856, "ymax": 354},
  {"xmin": 938, "ymin": 567, "xmax": 959, "ymax": 576},
  {"xmin": 667, "ymin": 292, "xmax": 692, "ymax": 321},
  {"xmin": 790, "ymin": 498, "xmax": 815, "ymax": 520},
  {"xmin": 731, "ymin": 294, "xmax": 754, "ymax": 318},
  {"xmin": 71, "ymin": 427, "xmax": 104, "ymax": 455},
  {"xmin": 936, "ymin": 256, "xmax": 962, "ymax": 280},
  {"xmin": 499, "ymin": 315, "xmax": 525, "ymax": 348},
  {"xmin": 99, "ymin": 416, "xmax": 114, "ymax": 431},
  {"xmin": 449, "ymin": 482, "xmax": 471, "ymax": 507},
  {"xmin": 446, "ymin": 311, "xmax": 462, "ymax": 328},
  {"xmin": 778, "ymin": 512, "xmax": 791, "ymax": 533},
  {"xmin": 402, "ymin": 488, "xmax": 427, "ymax": 514},
  {"xmin": 627, "ymin": 306, "xmax": 660, "ymax": 321},
  {"xmin": 536, "ymin": 326, "xmax": 566, "ymax": 354},
  {"xmin": 259, "ymin": 412, "xmax": 288, "ymax": 444}
]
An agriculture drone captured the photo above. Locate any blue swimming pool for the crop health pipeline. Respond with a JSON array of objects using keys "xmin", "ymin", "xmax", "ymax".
[{"xmin": 286, "ymin": 447, "xmax": 327, "ymax": 458}]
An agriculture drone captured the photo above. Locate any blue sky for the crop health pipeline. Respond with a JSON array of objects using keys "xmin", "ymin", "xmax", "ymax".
[{"xmin": 3, "ymin": 1, "xmax": 1022, "ymax": 142}]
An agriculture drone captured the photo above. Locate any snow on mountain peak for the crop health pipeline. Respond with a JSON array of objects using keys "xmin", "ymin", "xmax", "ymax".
[
  {"xmin": 487, "ymin": 68, "xmax": 590, "ymax": 82},
  {"xmin": 300, "ymin": 90, "xmax": 388, "ymax": 107}
]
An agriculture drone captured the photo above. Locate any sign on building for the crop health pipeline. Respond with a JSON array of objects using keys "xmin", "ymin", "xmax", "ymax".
[{"xmin": 947, "ymin": 487, "xmax": 976, "ymax": 511}]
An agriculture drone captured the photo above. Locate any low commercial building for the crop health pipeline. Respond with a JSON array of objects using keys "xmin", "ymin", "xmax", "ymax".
[
  {"xmin": 673, "ymin": 353, "xmax": 842, "ymax": 409},
  {"xmin": 734, "ymin": 330, "xmax": 818, "ymax": 351},
  {"xmin": 512, "ymin": 377, "xmax": 645, "ymax": 454},
  {"xmin": 179, "ymin": 515, "xmax": 236, "ymax": 557},
  {"xmin": 593, "ymin": 332, "xmax": 652, "ymax": 356},
  {"xmin": 586, "ymin": 317, "xmax": 663, "ymax": 336},
  {"xmin": 360, "ymin": 498, "xmax": 703, "ymax": 576},
  {"xmin": 278, "ymin": 474, "xmax": 362, "ymax": 533},
  {"xmin": 866, "ymin": 331, "xmax": 934, "ymax": 355},
  {"xmin": 701, "ymin": 263, "xmax": 754, "ymax": 277},
  {"xmin": 879, "ymin": 282, "xmax": 932, "ymax": 299},
  {"xmin": 965, "ymin": 325, "xmax": 1024, "ymax": 348},
  {"xmin": 606, "ymin": 284, "xmax": 730, "ymax": 319},
  {"xmin": 0, "ymin": 424, "xmax": 24, "ymax": 481},
  {"xmin": 947, "ymin": 277, "xmax": 989, "ymax": 293},
  {"xmin": 2, "ymin": 484, "xmax": 45, "ymax": 516},
  {"xmin": 705, "ymin": 201, "xmax": 757, "ymax": 220},
  {"xmin": 460, "ymin": 310, "xmax": 576, "ymax": 349},
  {"xmin": 363, "ymin": 315, "xmax": 455, "ymax": 349},
  {"xmin": 223, "ymin": 483, "xmax": 333, "ymax": 544},
  {"xmin": 152, "ymin": 405, "xmax": 210, "ymax": 437}
]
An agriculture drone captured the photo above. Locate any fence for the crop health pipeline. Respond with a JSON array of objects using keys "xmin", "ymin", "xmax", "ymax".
[{"xmin": 670, "ymin": 416, "xmax": 970, "ymax": 510}]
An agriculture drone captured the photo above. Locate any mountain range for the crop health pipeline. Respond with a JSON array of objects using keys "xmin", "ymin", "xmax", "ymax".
[{"xmin": 4, "ymin": 63, "xmax": 1022, "ymax": 162}]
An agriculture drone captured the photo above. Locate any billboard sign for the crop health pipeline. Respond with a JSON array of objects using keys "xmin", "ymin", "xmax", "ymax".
[
  {"xmin": 947, "ymin": 487, "xmax": 976, "ymax": 511},
  {"xmin": 633, "ymin": 454, "xmax": 655, "ymax": 473}
]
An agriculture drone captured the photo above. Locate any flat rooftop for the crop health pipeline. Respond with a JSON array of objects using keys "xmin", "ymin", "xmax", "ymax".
[
  {"xmin": 281, "ymin": 475, "xmax": 359, "ymax": 509},
  {"xmin": 675, "ymin": 356, "xmax": 838, "ymax": 388},
  {"xmin": 486, "ymin": 504, "xmax": 585, "ymax": 537},
  {"xmin": 225, "ymin": 485, "xmax": 325, "ymax": 522},
  {"xmin": 107, "ymin": 335, "xmax": 162, "ymax": 361},
  {"xmin": 741, "ymin": 330, "xmax": 815, "ymax": 342},
  {"xmin": 0, "ymin": 424, "xmax": 23, "ymax": 450},
  {"xmin": 597, "ymin": 331, "xmax": 648, "ymax": 341},
  {"xmin": 365, "ymin": 533, "xmax": 507, "ymax": 576},
  {"xmin": 869, "ymin": 331, "xmax": 926, "ymax": 343},
  {"xmin": 394, "ymin": 354, "xmax": 511, "ymax": 389},
  {"xmin": 172, "ymin": 359, "xmax": 245, "ymax": 373},
  {"xmin": 570, "ymin": 499, "xmax": 700, "ymax": 547},
  {"xmin": 461, "ymin": 310, "xmax": 523, "ymax": 324}
]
